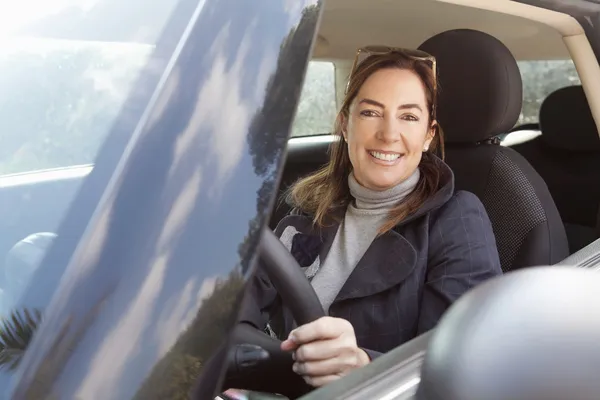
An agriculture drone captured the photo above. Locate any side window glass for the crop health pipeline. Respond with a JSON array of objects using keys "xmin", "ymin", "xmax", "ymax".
[
  {"xmin": 517, "ymin": 59, "xmax": 581, "ymax": 125},
  {"xmin": 0, "ymin": 40, "xmax": 151, "ymax": 176},
  {"xmin": 291, "ymin": 61, "xmax": 337, "ymax": 137}
]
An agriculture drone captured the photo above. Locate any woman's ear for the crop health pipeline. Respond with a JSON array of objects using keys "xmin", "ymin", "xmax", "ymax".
[
  {"xmin": 429, "ymin": 120, "xmax": 438, "ymax": 139},
  {"xmin": 340, "ymin": 114, "xmax": 348, "ymax": 142},
  {"xmin": 423, "ymin": 120, "xmax": 437, "ymax": 151}
]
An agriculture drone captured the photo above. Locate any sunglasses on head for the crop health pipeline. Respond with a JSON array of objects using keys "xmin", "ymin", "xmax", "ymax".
[{"xmin": 346, "ymin": 45, "xmax": 438, "ymax": 118}]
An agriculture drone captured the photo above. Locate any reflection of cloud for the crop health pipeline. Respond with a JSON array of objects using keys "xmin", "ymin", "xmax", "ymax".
[
  {"xmin": 148, "ymin": 67, "xmax": 181, "ymax": 142},
  {"xmin": 199, "ymin": 52, "xmax": 249, "ymax": 190},
  {"xmin": 38, "ymin": 204, "xmax": 112, "ymax": 320},
  {"xmin": 283, "ymin": 0, "xmax": 305, "ymax": 20},
  {"xmin": 0, "ymin": 0, "xmax": 99, "ymax": 35},
  {"xmin": 73, "ymin": 206, "xmax": 112, "ymax": 275},
  {"xmin": 75, "ymin": 167, "xmax": 203, "ymax": 398},
  {"xmin": 157, "ymin": 168, "xmax": 202, "ymax": 249},
  {"xmin": 254, "ymin": 53, "xmax": 276, "ymax": 103},
  {"xmin": 75, "ymin": 253, "xmax": 169, "ymax": 399},
  {"xmin": 83, "ymin": 43, "xmax": 152, "ymax": 100},
  {"xmin": 282, "ymin": 0, "xmax": 317, "ymax": 28},
  {"xmin": 176, "ymin": 21, "xmax": 258, "ymax": 197},
  {"xmin": 155, "ymin": 276, "xmax": 218, "ymax": 356},
  {"xmin": 71, "ymin": 42, "xmax": 153, "ymax": 130}
]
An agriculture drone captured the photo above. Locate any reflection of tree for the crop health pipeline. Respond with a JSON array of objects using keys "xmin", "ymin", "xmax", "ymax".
[
  {"xmin": 133, "ymin": 271, "xmax": 244, "ymax": 400},
  {"xmin": 239, "ymin": 4, "xmax": 320, "ymax": 274},
  {"xmin": 134, "ymin": 4, "xmax": 322, "ymax": 399},
  {"xmin": 0, "ymin": 308, "xmax": 42, "ymax": 371}
]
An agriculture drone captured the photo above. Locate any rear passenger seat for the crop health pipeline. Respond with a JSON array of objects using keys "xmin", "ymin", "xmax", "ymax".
[{"xmin": 511, "ymin": 85, "xmax": 600, "ymax": 252}]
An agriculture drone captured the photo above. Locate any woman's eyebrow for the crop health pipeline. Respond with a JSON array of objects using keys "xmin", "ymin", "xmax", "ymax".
[
  {"xmin": 358, "ymin": 98, "xmax": 385, "ymax": 108},
  {"xmin": 358, "ymin": 98, "xmax": 423, "ymax": 112},
  {"xmin": 398, "ymin": 103, "xmax": 423, "ymax": 112}
]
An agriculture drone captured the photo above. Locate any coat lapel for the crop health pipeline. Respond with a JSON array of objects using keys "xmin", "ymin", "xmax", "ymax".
[
  {"xmin": 275, "ymin": 214, "xmax": 339, "ymax": 279},
  {"xmin": 334, "ymin": 229, "xmax": 418, "ymax": 302},
  {"xmin": 276, "ymin": 213, "xmax": 418, "ymax": 302}
]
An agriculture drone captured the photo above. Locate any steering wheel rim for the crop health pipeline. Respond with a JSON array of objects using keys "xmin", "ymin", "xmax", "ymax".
[
  {"xmin": 222, "ymin": 228, "xmax": 325, "ymax": 398},
  {"xmin": 258, "ymin": 228, "xmax": 325, "ymax": 323}
]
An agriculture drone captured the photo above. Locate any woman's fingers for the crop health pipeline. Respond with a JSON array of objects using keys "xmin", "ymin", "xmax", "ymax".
[
  {"xmin": 293, "ymin": 353, "xmax": 359, "ymax": 377},
  {"xmin": 291, "ymin": 316, "xmax": 352, "ymax": 344},
  {"xmin": 294, "ymin": 338, "xmax": 350, "ymax": 361},
  {"xmin": 278, "ymin": 316, "xmax": 370, "ymax": 388},
  {"xmin": 281, "ymin": 316, "xmax": 350, "ymax": 352},
  {"xmin": 303, "ymin": 374, "xmax": 340, "ymax": 388},
  {"xmin": 280, "ymin": 337, "xmax": 298, "ymax": 352}
]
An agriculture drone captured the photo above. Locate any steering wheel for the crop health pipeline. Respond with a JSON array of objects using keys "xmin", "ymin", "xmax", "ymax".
[{"xmin": 222, "ymin": 228, "xmax": 326, "ymax": 398}]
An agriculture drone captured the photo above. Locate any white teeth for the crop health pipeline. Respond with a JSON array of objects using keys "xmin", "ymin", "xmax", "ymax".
[{"xmin": 369, "ymin": 151, "xmax": 400, "ymax": 161}]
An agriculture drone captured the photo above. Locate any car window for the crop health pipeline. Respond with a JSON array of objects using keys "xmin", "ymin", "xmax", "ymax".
[
  {"xmin": 290, "ymin": 60, "xmax": 581, "ymax": 137},
  {"xmin": 517, "ymin": 59, "xmax": 581, "ymax": 126},
  {"xmin": 0, "ymin": 0, "xmax": 187, "ymax": 390},
  {"xmin": 291, "ymin": 61, "xmax": 337, "ymax": 137},
  {"xmin": 0, "ymin": 39, "xmax": 152, "ymax": 175}
]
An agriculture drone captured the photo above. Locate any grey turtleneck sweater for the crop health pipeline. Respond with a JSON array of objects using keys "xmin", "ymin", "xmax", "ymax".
[{"xmin": 310, "ymin": 169, "xmax": 421, "ymax": 313}]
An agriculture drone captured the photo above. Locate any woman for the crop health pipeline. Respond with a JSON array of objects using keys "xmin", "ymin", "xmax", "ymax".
[{"xmin": 240, "ymin": 47, "xmax": 502, "ymax": 388}]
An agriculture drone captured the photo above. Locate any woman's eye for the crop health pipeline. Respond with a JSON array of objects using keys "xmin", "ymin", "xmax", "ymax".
[
  {"xmin": 360, "ymin": 110, "xmax": 378, "ymax": 117},
  {"xmin": 402, "ymin": 114, "xmax": 419, "ymax": 122}
]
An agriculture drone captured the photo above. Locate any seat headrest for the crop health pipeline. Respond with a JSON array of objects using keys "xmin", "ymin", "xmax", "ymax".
[
  {"xmin": 539, "ymin": 85, "xmax": 600, "ymax": 152},
  {"xmin": 418, "ymin": 29, "xmax": 522, "ymax": 144}
]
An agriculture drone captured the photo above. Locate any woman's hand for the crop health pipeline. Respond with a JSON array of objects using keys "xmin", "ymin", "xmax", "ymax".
[{"xmin": 280, "ymin": 316, "xmax": 371, "ymax": 387}]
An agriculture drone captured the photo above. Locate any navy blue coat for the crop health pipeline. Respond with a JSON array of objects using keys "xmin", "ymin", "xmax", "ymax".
[{"xmin": 240, "ymin": 158, "xmax": 502, "ymax": 360}]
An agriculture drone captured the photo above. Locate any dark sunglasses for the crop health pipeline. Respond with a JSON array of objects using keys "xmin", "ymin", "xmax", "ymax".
[{"xmin": 346, "ymin": 45, "xmax": 438, "ymax": 118}]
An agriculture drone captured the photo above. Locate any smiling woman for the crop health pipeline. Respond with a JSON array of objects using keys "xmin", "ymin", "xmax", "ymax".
[
  {"xmin": 239, "ymin": 48, "xmax": 503, "ymax": 389},
  {"xmin": 290, "ymin": 50, "xmax": 443, "ymax": 231},
  {"xmin": 345, "ymin": 68, "xmax": 434, "ymax": 191}
]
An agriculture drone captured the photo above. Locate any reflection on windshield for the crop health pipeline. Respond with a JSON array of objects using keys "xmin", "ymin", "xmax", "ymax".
[
  {"xmin": 0, "ymin": 0, "xmax": 185, "ymax": 392},
  {"xmin": 0, "ymin": 39, "xmax": 153, "ymax": 175},
  {"xmin": 2, "ymin": 232, "xmax": 56, "ymax": 314}
]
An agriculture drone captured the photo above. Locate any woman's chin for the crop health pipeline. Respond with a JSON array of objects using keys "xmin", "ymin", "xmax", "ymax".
[{"xmin": 364, "ymin": 178, "xmax": 402, "ymax": 191}]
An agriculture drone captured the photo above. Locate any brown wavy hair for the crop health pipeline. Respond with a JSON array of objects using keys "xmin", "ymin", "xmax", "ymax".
[{"xmin": 287, "ymin": 52, "xmax": 445, "ymax": 233}]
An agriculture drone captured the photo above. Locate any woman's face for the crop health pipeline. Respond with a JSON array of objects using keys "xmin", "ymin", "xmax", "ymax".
[{"xmin": 344, "ymin": 68, "xmax": 435, "ymax": 191}]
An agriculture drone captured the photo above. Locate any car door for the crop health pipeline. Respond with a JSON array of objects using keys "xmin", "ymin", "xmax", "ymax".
[
  {"xmin": 4, "ymin": 0, "xmax": 322, "ymax": 399},
  {"xmin": 0, "ymin": 0, "xmax": 193, "ymax": 309}
]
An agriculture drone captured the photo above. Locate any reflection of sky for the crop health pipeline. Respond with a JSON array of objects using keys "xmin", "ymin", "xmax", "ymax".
[
  {"xmin": 0, "ymin": 0, "xmax": 97, "ymax": 35},
  {"xmin": 9, "ymin": 0, "xmax": 312, "ymax": 398},
  {"xmin": 1, "ymin": 0, "xmax": 180, "ymax": 44}
]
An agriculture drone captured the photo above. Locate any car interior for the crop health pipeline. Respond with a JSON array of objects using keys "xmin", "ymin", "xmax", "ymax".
[
  {"xmin": 3, "ymin": 0, "xmax": 600, "ymax": 398},
  {"xmin": 3, "ymin": 0, "xmax": 599, "ymax": 289},
  {"xmin": 214, "ymin": 0, "xmax": 600, "ymax": 398},
  {"xmin": 245, "ymin": 0, "xmax": 600, "ymax": 396},
  {"xmin": 270, "ymin": 0, "xmax": 600, "ymax": 268}
]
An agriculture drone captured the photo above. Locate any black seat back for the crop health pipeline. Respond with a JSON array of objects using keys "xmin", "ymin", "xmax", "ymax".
[
  {"xmin": 512, "ymin": 85, "xmax": 600, "ymax": 252},
  {"xmin": 419, "ymin": 29, "xmax": 569, "ymax": 271}
]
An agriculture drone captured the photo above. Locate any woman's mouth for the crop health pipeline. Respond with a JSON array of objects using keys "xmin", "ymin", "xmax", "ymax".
[{"xmin": 368, "ymin": 150, "xmax": 402, "ymax": 165}]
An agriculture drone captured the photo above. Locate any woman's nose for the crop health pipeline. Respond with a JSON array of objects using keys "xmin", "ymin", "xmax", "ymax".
[{"xmin": 377, "ymin": 115, "xmax": 402, "ymax": 142}]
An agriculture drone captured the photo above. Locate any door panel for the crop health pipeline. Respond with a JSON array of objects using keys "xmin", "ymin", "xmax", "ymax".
[{"xmin": 9, "ymin": 0, "xmax": 324, "ymax": 398}]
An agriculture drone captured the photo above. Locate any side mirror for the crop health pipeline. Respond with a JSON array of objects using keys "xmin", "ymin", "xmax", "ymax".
[
  {"xmin": 5, "ymin": 232, "xmax": 57, "ymax": 306},
  {"xmin": 416, "ymin": 266, "xmax": 600, "ymax": 400}
]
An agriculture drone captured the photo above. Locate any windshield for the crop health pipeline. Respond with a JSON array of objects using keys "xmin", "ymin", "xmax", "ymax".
[{"xmin": 0, "ymin": 0, "xmax": 187, "ymax": 390}]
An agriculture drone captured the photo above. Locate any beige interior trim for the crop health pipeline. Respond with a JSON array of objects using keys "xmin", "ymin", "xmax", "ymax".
[
  {"xmin": 564, "ymin": 34, "xmax": 600, "ymax": 133},
  {"xmin": 438, "ymin": 0, "xmax": 600, "ymax": 135},
  {"xmin": 436, "ymin": 0, "xmax": 583, "ymax": 36},
  {"xmin": 334, "ymin": 64, "xmax": 349, "ymax": 106},
  {"xmin": 329, "ymin": 0, "xmax": 600, "ymax": 136}
]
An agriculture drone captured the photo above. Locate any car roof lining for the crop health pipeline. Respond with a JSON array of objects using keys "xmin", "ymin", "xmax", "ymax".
[
  {"xmin": 309, "ymin": 0, "xmax": 600, "ymax": 141},
  {"xmin": 313, "ymin": 0, "xmax": 581, "ymax": 62}
]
